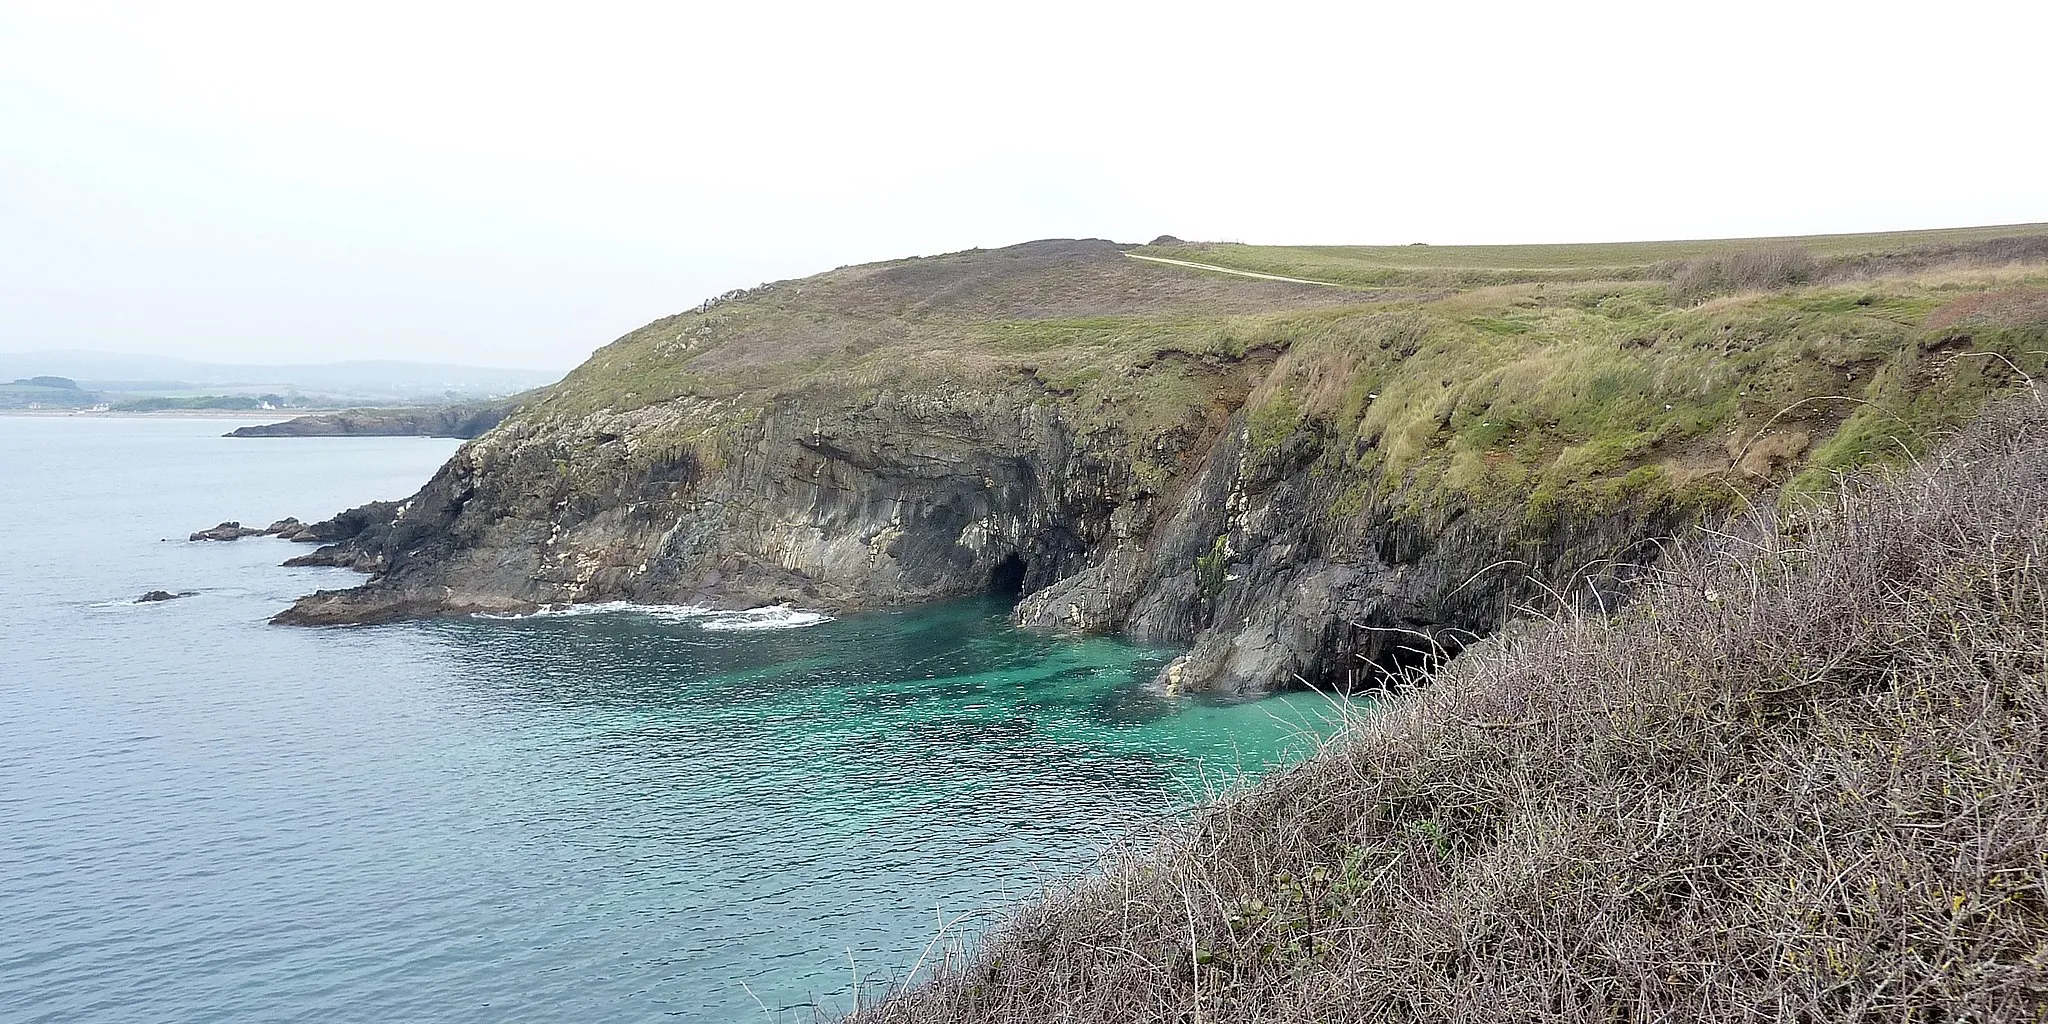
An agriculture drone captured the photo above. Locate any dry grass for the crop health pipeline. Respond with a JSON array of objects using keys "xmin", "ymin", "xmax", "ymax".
[
  {"xmin": 848, "ymin": 396, "xmax": 2048, "ymax": 1023},
  {"xmin": 1667, "ymin": 247, "xmax": 1819, "ymax": 305},
  {"xmin": 1926, "ymin": 288, "xmax": 2048, "ymax": 333}
]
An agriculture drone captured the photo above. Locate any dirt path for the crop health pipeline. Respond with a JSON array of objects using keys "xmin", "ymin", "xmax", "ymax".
[{"xmin": 1124, "ymin": 252, "xmax": 1346, "ymax": 288}]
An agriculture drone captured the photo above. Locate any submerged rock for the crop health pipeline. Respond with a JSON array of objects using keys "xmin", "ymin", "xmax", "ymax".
[{"xmin": 136, "ymin": 590, "xmax": 196, "ymax": 603}]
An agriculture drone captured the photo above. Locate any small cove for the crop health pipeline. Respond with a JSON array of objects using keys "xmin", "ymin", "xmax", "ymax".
[{"xmin": 0, "ymin": 416, "xmax": 1348, "ymax": 1022}]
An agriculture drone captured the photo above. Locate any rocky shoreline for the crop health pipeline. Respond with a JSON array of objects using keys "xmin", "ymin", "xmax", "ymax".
[
  {"xmin": 188, "ymin": 515, "xmax": 382, "ymax": 551},
  {"xmin": 268, "ymin": 397, "xmax": 1674, "ymax": 690},
  {"xmin": 190, "ymin": 518, "xmax": 318, "ymax": 542},
  {"xmin": 254, "ymin": 234, "xmax": 2048, "ymax": 691}
]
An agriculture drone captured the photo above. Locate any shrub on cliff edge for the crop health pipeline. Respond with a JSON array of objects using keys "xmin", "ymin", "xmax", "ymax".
[{"xmin": 850, "ymin": 395, "xmax": 2048, "ymax": 1022}]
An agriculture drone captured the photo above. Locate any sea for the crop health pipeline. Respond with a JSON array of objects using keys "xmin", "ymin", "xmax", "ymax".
[{"xmin": 0, "ymin": 416, "xmax": 1345, "ymax": 1023}]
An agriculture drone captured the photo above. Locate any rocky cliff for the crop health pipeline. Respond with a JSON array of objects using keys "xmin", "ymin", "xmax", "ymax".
[{"xmin": 273, "ymin": 232, "xmax": 2048, "ymax": 691}]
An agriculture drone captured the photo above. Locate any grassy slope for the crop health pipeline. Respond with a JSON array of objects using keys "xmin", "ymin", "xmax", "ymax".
[
  {"xmin": 517, "ymin": 227, "xmax": 2048, "ymax": 535},
  {"xmin": 1236, "ymin": 260, "xmax": 2048, "ymax": 527},
  {"xmin": 851, "ymin": 396, "xmax": 2048, "ymax": 1023},
  {"xmin": 520, "ymin": 239, "xmax": 1361, "ymax": 486}
]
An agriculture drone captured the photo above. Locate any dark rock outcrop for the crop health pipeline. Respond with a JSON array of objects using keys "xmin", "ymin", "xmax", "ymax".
[
  {"xmin": 264, "ymin": 517, "xmax": 313, "ymax": 541},
  {"xmin": 135, "ymin": 590, "xmax": 196, "ymax": 603},
  {"xmin": 189, "ymin": 517, "xmax": 328, "ymax": 543},
  {"xmin": 279, "ymin": 501, "xmax": 405, "ymax": 572},
  {"xmin": 225, "ymin": 399, "xmax": 522, "ymax": 439},
  {"xmin": 1010, "ymin": 423, "xmax": 1676, "ymax": 691},
  {"xmin": 272, "ymin": 388, "xmax": 1212, "ymax": 624},
  {"xmin": 190, "ymin": 521, "xmax": 263, "ymax": 542}
]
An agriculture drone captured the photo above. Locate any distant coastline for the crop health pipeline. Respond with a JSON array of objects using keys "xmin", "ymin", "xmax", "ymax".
[
  {"xmin": 222, "ymin": 399, "xmax": 521, "ymax": 439},
  {"xmin": 0, "ymin": 408, "xmax": 315, "ymax": 420},
  {"xmin": 0, "ymin": 401, "xmax": 519, "ymax": 443}
]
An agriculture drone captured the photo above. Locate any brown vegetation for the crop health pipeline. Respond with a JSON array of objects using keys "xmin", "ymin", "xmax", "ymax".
[
  {"xmin": 850, "ymin": 395, "xmax": 2048, "ymax": 1022},
  {"xmin": 1666, "ymin": 247, "xmax": 1819, "ymax": 304},
  {"xmin": 1926, "ymin": 287, "xmax": 2048, "ymax": 333}
]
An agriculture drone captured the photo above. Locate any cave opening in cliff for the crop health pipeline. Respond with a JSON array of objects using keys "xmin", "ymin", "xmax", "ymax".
[
  {"xmin": 989, "ymin": 553, "xmax": 1028, "ymax": 600},
  {"xmin": 1349, "ymin": 623, "xmax": 1469, "ymax": 692}
]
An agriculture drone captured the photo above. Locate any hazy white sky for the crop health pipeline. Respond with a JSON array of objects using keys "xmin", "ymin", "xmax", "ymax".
[{"xmin": 2, "ymin": 0, "xmax": 2042, "ymax": 371}]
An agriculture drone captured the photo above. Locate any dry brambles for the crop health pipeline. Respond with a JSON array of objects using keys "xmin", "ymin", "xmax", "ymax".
[{"xmin": 851, "ymin": 396, "xmax": 2048, "ymax": 1022}]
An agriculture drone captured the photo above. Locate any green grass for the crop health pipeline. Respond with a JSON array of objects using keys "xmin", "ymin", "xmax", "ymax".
[{"xmin": 1224, "ymin": 267, "xmax": 2048, "ymax": 523}]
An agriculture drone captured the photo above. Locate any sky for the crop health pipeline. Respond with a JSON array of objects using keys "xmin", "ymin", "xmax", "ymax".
[{"xmin": 1, "ymin": 1, "xmax": 2042, "ymax": 372}]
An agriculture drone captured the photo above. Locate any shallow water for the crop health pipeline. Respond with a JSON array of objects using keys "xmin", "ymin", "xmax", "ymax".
[{"xmin": 0, "ymin": 417, "xmax": 1345, "ymax": 1022}]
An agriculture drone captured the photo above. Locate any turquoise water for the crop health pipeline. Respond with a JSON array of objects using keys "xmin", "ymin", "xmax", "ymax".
[{"xmin": 0, "ymin": 417, "xmax": 1344, "ymax": 1022}]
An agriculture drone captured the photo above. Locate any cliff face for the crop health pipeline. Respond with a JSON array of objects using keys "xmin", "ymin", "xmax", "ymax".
[
  {"xmin": 274, "ymin": 234, "xmax": 2048, "ymax": 691},
  {"xmin": 275, "ymin": 342, "xmax": 1280, "ymax": 637},
  {"xmin": 1011, "ymin": 421, "xmax": 1685, "ymax": 690}
]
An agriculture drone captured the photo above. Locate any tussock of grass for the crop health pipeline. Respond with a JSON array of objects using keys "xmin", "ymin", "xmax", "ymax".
[
  {"xmin": 850, "ymin": 396, "xmax": 2048, "ymax": 1022},
  {"xmin": 1665, "ymin": 246, "xmax": 1818, "ymax": 304}
]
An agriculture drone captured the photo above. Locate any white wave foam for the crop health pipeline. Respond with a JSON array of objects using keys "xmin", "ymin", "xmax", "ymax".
[
  {"xmin": 696, "ymin": 606, "xmax": 832, "ymax": 631},
  {"xmin": 477, "ymin": 601, "xmax": 830, "ymax": 631}
]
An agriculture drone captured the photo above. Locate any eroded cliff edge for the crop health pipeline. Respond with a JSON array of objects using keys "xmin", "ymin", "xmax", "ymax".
[{"xmin": 273, "ymin": 233, "xmax": 2048, "ymax": 691}]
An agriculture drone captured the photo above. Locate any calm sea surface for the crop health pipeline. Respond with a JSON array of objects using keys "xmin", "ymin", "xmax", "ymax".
[{"xmin": 0, "ymin": 416, "xmax": 1343, "ymax": 1022}]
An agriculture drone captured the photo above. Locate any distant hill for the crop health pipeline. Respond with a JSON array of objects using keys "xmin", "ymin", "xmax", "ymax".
[
  {"xmin": 0, "ymin": 352, "xmax": 561, "ymax": 404},
  {"xmin": 0, "ymin": 376, "xmax": 98, "ymax": 409}
]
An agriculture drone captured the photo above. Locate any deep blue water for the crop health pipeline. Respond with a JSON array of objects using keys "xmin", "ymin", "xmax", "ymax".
[{"xmin": 0, "ymin": 416, "xmax": 1342, "ymax": 1022}]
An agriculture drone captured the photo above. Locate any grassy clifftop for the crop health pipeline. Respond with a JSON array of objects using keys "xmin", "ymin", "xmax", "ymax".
[
  {"xmin": 1234, "ymin": 254, "xmax": 2048, "ymax": 525},
  {"xmin": 517, "ymin": 225, "xmax": 2048, "ymax": 530}
]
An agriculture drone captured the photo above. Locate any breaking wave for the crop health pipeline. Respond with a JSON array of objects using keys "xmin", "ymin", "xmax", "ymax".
[{"xmin": 477, "ymin": 601, "xmax": 831, "ymax": 631}]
